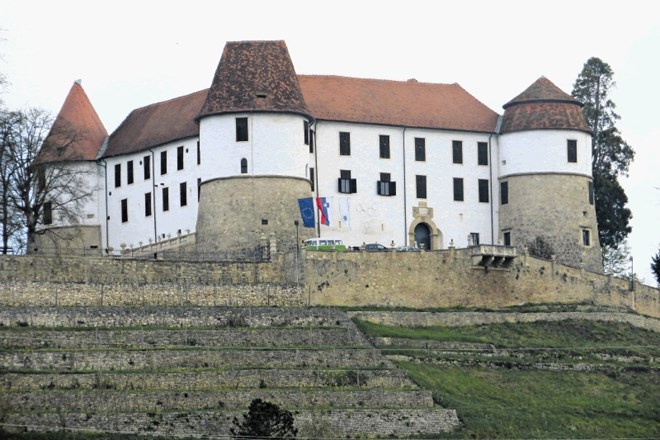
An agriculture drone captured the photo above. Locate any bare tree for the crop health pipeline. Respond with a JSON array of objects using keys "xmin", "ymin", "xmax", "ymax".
[
  {"xmin": 0, "ymin": 110, "xmax": 24, "ymax": 252},
  {"xmin": 3, "ymin": 107, "xmax": 95, "ymax": 252}
]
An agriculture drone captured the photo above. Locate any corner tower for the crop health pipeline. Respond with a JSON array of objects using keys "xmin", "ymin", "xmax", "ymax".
[
  {"xmin": 498, "ymin": 77, "xmax": 602, "ymax": 272},
  {"xmin": 195, "ymin": 41, "xmax": 315, "ymax": 253}
]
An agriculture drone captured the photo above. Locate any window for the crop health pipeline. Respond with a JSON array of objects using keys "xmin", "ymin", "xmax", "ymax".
[
  {"xmin": 415, "ymin": 137, "xmax": 426, "ymax": 161},
  {"xmin": 197, "ymin": 178, "xmax": 201, "ymax": 202},
  {"xmin": 180, "ymin": 182, "xmax": 187, "ymax": 207},
  {"xmin": 43, "ymin": 202, "xmax": 53, "ymax": 225},
  {"xmin": 127, "ymin": 161, "xmax": 134, "ymax": 185},
  {"xmin": 310, "ymin": 167, "xmax": 315, "ymax": 192},
  {"xmin": 196, "ymin": 141, "xmax": 201, "ymax": 165},
  {"xmin": 478, "ymin": 142, "xmax": 488, "ymax": 165},
  {"xmin": 143, "ymin": 155, "xmax": 151, "ymax": 180},
  {"xmin": 588, "ymin": 181, "xmax": 594, "ymax": 205},
  {"xmin": 582, "ymin": 229, "xmax": 591, "ymax": 246},
  {"xmin": 162, "ymin": 187, "xmax": 169, "ymax": 212},
  {"xmin": 379, "ymin": 135, "xmax": 390, "ymax": 159},
  {"xmin": 452, "ymin": 140, "xmax": 463, "ymax": 164},
  {"xmin": 338, "ymin": 169, "xmax": 357, "ymax": 194},
  {"xmin": 144, "ymin": 192, "xmax": 152, "ymax": 217},
  {"xmin": 309, "ymin": 129, "xmax": 315, "ymax": 154},
  {"xmin": 377, "ymin": 172, "xmax": 396, "ymax": 196},
  {"xmin": 177, "ymin": 146, "xmax": 184, "ymax": 170},
  {"xmin": 567, "ymin": 139, "xmax": 577, "ymax": 163},
  {"xmin": 304, "ymin": 121, "xmax": 309, "ymax": 145},
  {"xmin": 416, "ymin": 175, "xmax": 427, "ymax": 199},
  {"xmin": 469, "ymin": 232, "xmax": 480, "ymax": 246},
  {"xmin": 236, "ymin": 117, "xmax": 248, "ymax": 142},
  {"xmin": 160, "ymin": 151, "xmax": 167, "ymax": 175},
  {"xmin": 503, "ymin": 231, "xmax": 511, "ymax": 246},
  {"xmin": 114, "ymin": 164, "xmax": 121, "ymax": 187},
  {"xmin": 453, "ymin": 177, "xmax": 464, "ymax": 201},
  {"xmin": 240, "ymin": 158, "xmax": 248, "ymax": 174},
  {"xmin": 339, "ymin": 132, "xmax": 351, "ymax": 156},
  {"xmin": 37, "ymin": 169, "xmax": 46, "ymax": 191},
  {"xmin": 121, "ymin": 199, "xmax": 128, "ymax": 223},
  {"xmin": 478, "ymin": 179, "xmax": 489, "ymax": 203},
  {"xmin": 500, "ymin": 181, "xmax": 509, "ymax": 205}
]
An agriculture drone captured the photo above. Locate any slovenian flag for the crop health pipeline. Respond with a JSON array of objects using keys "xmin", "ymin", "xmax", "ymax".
[
  {"xmin": 297, "ymin": 198, "xmax": 315, "ymax": 228},
  {"xmin": 316, "ymin": 197, "xmax": 330, "ymax": 226}
]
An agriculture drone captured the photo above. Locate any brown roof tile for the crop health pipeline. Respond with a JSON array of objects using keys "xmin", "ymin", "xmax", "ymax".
[
  {"xmin": 299, "ymin": 75, "xmax": 499, "ymax": 132},
  {"xmin": 103, "ymin": 89, "xmax": 207, "ymax": 158},
  {"xmin": 36, "ymin": 81, "xmax": 107, "ymax": 164},
  {"xmin": 501, "ymin": 76, "xmax": 590, "ymax": 133},
  {"xmin": 198, "ymin": 40, "xmax": 310, "ymax": 119}
]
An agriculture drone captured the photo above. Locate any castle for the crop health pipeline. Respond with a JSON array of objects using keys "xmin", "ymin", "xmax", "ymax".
[{"xmin": 34, "ymin": 40, "xmax": 602, "ymax": 273}]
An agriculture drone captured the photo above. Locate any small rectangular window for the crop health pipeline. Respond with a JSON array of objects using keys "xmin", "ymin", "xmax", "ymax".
[
  {"xmin": 144, "ymin": 155, "xmax": 151, "ymax": 180},
  {"xmin": 160, "ymin": 151, "xmax": 167, "ymax": 175},
  {"xmin": 310, "ymin": 167, "xmax": 315, "ymax": 192},
  {"xmin": 338, "ymin": 169, "xmax": 357, "ymax": 193},
  {"xmin": 500, "ymin": 181, "xmax": 509, "ymax": 205},
  {"xmin": 478, "ymin": 142, "xmax": 488, "ymax": 165},
  {"xmin": 121, "ymin": 199, "xmax": 128, "ymax": 223},
  {"xmin": 180, "ymin": 182, "xmax": 187, "ymax": 207},
  {"xmin": 339, "ymin": 132, "xmax": 351, "ymax": 156},
  {"xmin": 162, "ymin": 187, "xmax": 169, "ymax": 212},
  {"xmin": 37, "ymin": 169, "xmax": 46, "ymax": 191},
  {"xmin": 567, "ymin": 139, "xmax": 577, "ymax": 163},
  {"xmin": 377, "ymin": 173, "xmax": 396, "ymax": 196},
  {"xmin": 453, "ymin": 177, "xmax": 464, "ymax": 201},
  {"xmin": 416, "ymin": 175, "xmax": 427, "ymax": 199},
  {"xmin": 309, "ymin": 130, "xmax": 314, "ymax": 154},
  {"xmin": 127, "ymin": 160, "xmax": 134, "ymax": 185},
  {"xmin": 304, "ymin": 121, "xmax": 309, "ymax": 145},
  {"xmin": 177, "ymin": 146, "xmax": 184, "ymax": 170},
  {"xmin": 503, "ymin": 231, "xmax": 511, "ymax": 246},
  {"xmin": 452, "ymin": 140, "xmax": 463, "ymax": 164},
  {"xmin": 144, "ymin": 192, "xmax": 152, "ymax": 217},
  {"xmin": 197, "ymin": 141, "xmax": 201, "ymax": 165},
  {"xmin": 43, "ymin": 201, "xmax": 53, "ymax": 225},
  {"xmin": 236, "ymin": 117, "xmax": 248, "ymax": 142},
  {"xmin": 478, "ymin": 179, "xmax": 489, "ymax": 203},
  {"xmin": 197, "ymin": 178, "xmax": 202, "ymax": 202},
  {"xmin": 114, "ymin": 164, "xmax": 121, "ymax": 188},
  {"xmin": 582, "ymin": 229, "xmax": 590, "ymax": 246},
  {"xmin": 415, "ymin": 137, "xmax": 426, "ymax": 161},
  {"xmin": 588, "ymin": 181, "xmax": 594, "ymax": 205},
  {"xmin": 379, "ymin": 135, "xmax": 390, "ymax": 159},
  {"xmin": 469, "ymin": 232, "xmax": 480, "ymax": 246}
]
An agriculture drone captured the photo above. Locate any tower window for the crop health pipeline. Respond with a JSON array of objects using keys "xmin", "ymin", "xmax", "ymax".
[
  {"xmin": 478, "ymin": 142, "xmax": 488, "ymax": 165},
  {"xmin": 177, "ymin": 146, "xmax": 184, "ymax": 170},
  {"xmin": 197, "ymin": 178, "xmax": 201, "ymax": 202},
  {"xmin": 582, "ymin": 229, "xmax": 591, "ymax": 246},
  {"xmin": 500, "ymin": 181, "xmax": 509, "ymax": 205},
  {"xmin": 304, "ymin": 120, "xmax": 309, "ymax": 145},
  {"xmin": 114, "ymin": 164, "xmax": 121, "ymax": 188},
  {"xmin": 478, "ymin": 179, "xmax": 489, "ymax": 203},
  {"xmin": 310, "ymin": 167, "xmax": 315, "ymax": 192},
  {"xmin": 415, "ymin": 137, "xmax": 426, "ymax": 161},
  {"xmin": 588, "ymin": 181, "xmax": 594, "ymax": 205},
  {"xmin": 416, "ymin": 175, "xmax": 427, "ymax": 199},
  {"xmin": 121, "ymin": 199, "xmax": 128, "ymax": 223},
  {"xmin": 567, "ymin": 139, "xmax": 577, "ymax": 163},
  {"xmin": 43, "ymin": 202, "xmax": 53, "ymax": 225},
  {"xmin": 379, "ymin": 135, "xmax": 390, "ymax": 159},
  {"xmin": 339, "ymin": 132, "xmax": 351, "ymax": 156},
  {"xmin": 453, "ymin": 178, "xmax": 464, "ymax": 201},
  {"xmin": 197, "ymin": 141, "xmax": 201, "ymax": 165},
  {"xmin": 452, "ymin": 140, "xmax": 463, "ymax": 164},
  {"xmin": 236, "ymin": 117, "xmax": 248, "ymax": 142},
  {"xmin": 338, "ymin": 169, "xmax": 357, "ymax": 193},
  {"xmin": 503, "ymin": 231, "xmax": 511, "ymax": 246},
  {"xmin": 240, "ymin": 158, "xmax": 248, "ymax": 174}
]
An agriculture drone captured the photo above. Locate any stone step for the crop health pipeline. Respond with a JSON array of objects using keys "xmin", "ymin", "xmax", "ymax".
[
  {"xmin": 3, "ymin": 389, "xmax": 434, "ymax": 412},
  {"xmin": 4, "ymin": 408, "xmax": 460, "ymax": 438},
  {"xmin": 1, "ymin": 348, "xmax": 393, "ymax": 371},
  {"xmin": 2, "ymin": 368, "xmax": 417, "ymax": 391},
  {"xmin": 0, "ymin": 327, "xmax": 367, "ymax": 349}
]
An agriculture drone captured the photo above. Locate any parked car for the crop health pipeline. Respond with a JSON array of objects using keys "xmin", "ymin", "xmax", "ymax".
[{"xmin": 364, "ymin": 243, "xmax": 390, "ymax": 252}]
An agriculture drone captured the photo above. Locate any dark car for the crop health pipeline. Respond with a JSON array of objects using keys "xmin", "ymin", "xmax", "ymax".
[{"xmin": 364, "ymin": 243, "xmax": 390, "ymax": 252}]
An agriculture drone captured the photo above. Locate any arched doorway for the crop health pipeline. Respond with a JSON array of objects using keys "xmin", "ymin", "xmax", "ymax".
[{"xmin": 414, "ymin": 223, "xmax": 431, "ymax": 250}]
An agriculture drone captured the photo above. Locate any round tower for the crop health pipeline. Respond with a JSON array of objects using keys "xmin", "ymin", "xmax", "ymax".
[
  {"xmin": 195, "ymin": 40, "xmax": 316, "ymax": 254},
  {"xmin": 498, "ymin": 77, "xmax": 602, "ymax": 272}
]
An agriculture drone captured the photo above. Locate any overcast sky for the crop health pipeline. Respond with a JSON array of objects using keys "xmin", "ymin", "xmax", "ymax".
[{"xmin": 1, "ymin": 0, "xmax": 658, "ymax": 284}]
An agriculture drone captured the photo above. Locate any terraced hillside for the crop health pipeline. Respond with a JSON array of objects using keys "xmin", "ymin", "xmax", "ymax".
[{"xmin": 0, "ymin": 306, "xmax": 459, "ymax": 438}]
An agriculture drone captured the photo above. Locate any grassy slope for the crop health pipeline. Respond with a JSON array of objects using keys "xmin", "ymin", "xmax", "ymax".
[{"xmin": 355, "ymin": 318, "xmax": 660, "ymax": 439}]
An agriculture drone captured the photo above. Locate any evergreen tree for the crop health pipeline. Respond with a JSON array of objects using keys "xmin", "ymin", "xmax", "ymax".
[
  {"xmin": 652, "ymin": 246, "xmax": 660, "ymax": 286},
  {"xmin": 572, "ymin": 57, "xmax": 635, "ymax": 255},
  {"xmin": 231, "ymin": 398, "xmax": 297, "ymax": 439}
]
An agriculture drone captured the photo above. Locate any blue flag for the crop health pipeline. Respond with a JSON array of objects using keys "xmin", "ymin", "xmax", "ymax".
[{"xmin": 298, "ymin": 197, "xmax": 315, "ymax": 228}]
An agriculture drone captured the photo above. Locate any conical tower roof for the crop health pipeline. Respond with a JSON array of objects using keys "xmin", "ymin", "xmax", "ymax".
[
  {"xmin": 36, "ymin": 81, "xmax": 107, "ymax": 164},
  {"xmin": 500, "ymin": 76, "xmax": 590, "ymax": 134},
  {"xmin": 197, "ymin": 40, "xmax": 311, "ymax": 120}
]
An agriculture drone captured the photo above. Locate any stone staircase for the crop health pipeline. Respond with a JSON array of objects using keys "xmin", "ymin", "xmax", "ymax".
[{"xmin": 0, "ymin": 306, "xmax": 459, "ymax": 438}]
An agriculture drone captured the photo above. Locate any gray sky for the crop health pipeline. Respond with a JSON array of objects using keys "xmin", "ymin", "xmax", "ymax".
[{"xmin": 2, "ymin": 0, "xmax": 658, "ymax": 284}]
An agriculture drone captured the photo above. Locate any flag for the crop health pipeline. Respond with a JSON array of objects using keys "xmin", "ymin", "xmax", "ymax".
[
  {"xmin": 339, "ymin": 197, "xmax": 350, "ymax": 229},
  {"xmin": 297, "ymin": 198, "xmax": 315, "ymax": 228},
  {"xmin": 316, "ymin": 196, "xmax": 330, "ymax": 226}
]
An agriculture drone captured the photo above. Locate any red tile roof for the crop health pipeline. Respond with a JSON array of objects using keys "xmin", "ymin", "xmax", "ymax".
[
  {"xmin": 299, "ymin": 75, "xmax": 499, "ymax": 132},
  {"xmin": 500, "ymin": 76, "xmax": 590, "ymax": 133},
  {"xmin": 36, "ymin": 81, "xmax": 107, "ymax": 164},
  {"xmin": 198, "ymin": 40, "xmax": 311, "ymax": 119},
  {"xmin": 103, "ymin": 89, "xmax": 207, "ymax": 158}
]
